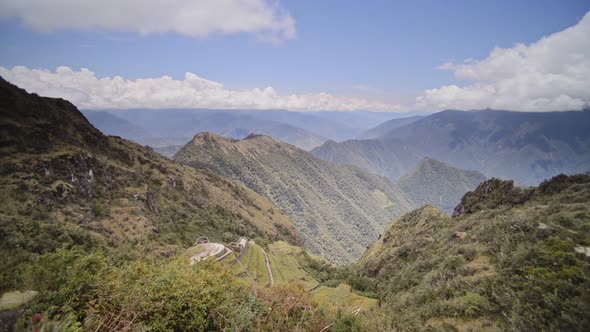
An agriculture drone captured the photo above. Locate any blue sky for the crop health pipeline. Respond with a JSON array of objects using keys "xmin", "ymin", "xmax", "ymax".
[{"xmin": 0, "ymin": 0, "xmax": 589, "ymax": 112}]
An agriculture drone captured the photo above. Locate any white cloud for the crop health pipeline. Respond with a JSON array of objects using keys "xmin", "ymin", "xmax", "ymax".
[
  {"xmin": 0, "ymin": 65, "xmax": 401, "ymax": 111},
  {"xmin": 415, "ymin": 11, "xmax": 590, "ymax": 112},
  {"xmin": 0, "ymin": 0, "xmax": 295, "ymax": 42}
]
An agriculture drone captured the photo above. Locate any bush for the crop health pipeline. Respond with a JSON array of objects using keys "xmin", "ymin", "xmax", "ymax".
[{"xmin": 86, "ymin": 258, "xmax": 237, "ymax": 331}]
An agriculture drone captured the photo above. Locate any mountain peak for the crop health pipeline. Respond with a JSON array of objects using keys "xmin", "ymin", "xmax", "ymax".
[
  {"xmin": 453, "ymin": 178, "xmax": 531, "ymax": 217},
  {"xmin": 398, "ymin": 157, "xmax": 486, "ymax": 213},
  {"xmin": 0, "ymin": 76, "xmax": 106, "ymax": 156}
]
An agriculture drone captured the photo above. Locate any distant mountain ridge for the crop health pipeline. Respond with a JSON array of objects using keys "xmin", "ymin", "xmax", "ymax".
[
  {"xmin": 84, "ymin": 109, "xmax": 328, "ymax": 151},
  {"xmin": 312, "ymin": 109, "xmax": 590, "ymax": 186},
  {"xmin": 173, "ymin": 132, "xmax": 415, "ymax": 264},
  {"xmin": 357, "ymin": 115, "xmax": 423, "ymax": 139},
  {"xmin": 398, "ymin": 157, "xmax": 486, "ymax": 213}
]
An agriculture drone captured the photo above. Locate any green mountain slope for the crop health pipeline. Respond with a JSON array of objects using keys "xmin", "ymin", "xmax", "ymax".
[
  {"xmin": 174, "ymin": 132, "xmax": 415, "ymax": 264},
  {"xmin": 359, "ymin": 174, "xmax": 590, "ymax": 331},
  {"xmin": 0, "ymin": 76, "xmax": 300, "ymax": 291},
  {"xmin": 398, "ymin": 157, "xmax": 486, "ymax": 213}
]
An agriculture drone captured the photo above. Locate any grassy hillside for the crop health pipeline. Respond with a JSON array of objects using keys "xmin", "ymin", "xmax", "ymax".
[
  {"xmin": 398, "ymin": 157, "xmax": 486, "ymax": 213},
  {"xmin": 248, "ymin": 240, "xmax": 377, "ymax": 311},
  {"xmin": 174, "ymin": 132, "xmax": 414, "ymax": 264},
  {"xmin": 358, "ymin": 174, "xmax": 590, "ymax": 331}
]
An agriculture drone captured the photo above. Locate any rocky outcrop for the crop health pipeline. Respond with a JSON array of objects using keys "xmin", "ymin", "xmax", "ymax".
[{"xmin": 453, "ymin": 178, "xmax": 532, "ymax": 217}]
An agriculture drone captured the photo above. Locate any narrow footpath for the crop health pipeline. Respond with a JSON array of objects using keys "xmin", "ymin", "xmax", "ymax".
[{"xmin": 260, "ymin": 247, "xmax": 275, "ymax": 286}]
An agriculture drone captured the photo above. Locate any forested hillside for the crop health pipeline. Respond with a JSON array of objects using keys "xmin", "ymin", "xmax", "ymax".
[
  {"xmin": 398, "ymin": 157, "xmax": 486, "ymax": 213},
  {"xmin": 174, "ymin": 132, "xmax": 414, "ymax": 264}
]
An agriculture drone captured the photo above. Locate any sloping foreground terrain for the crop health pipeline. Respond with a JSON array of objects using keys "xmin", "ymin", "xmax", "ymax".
[
  {"xmin": 398, "ymin": 157, "xmax": 486, "ymax": 213},
  {"xmin": 358, "ymin": 175, "xmax": 590, "ymax": 331},
  {"xmin": 312, "ymin": 109, "xmax": 590, "ymax": 186},
  {"xmin": 174, "ymin": 132, "xmax": 414, "ymax": 264},
  {"xmin": 1, "ymin": 78, "xmax": 366, "ymax": 330}
]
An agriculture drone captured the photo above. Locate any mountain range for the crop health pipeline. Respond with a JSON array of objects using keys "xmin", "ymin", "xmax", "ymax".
[
  {"xmin": 2, "ymin": 77, "xmax": 590, "ymax": 331},
  {"xmin": 82, "ymin": 109, "xmax": 423, "ymax": 155},
  {"xmin": 83, "ymin": 109, "xmax": 328, "ymax": 152},
  {"xmin": 173, "ymin": 132, "xmax": 414, "ymax": 264},
  {"xmin": 312, "ymin": 109, "xmax": 590, "ymax": 186}
]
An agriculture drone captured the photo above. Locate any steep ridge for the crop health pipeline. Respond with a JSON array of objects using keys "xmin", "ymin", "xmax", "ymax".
[
  {"xmin": 398, "ymin": 157, "xmax": 486, "ymax": 213},
  {"xmin": 312, "ymin": 109, "xmax": 590, "ymax": 185},
  {"xmin": 359, "ymin": 174, "xmax": 590, "ymax": 331},
  {"xmin": 174, "ymin": 132, "xmax": 414, "ymax": 264},
  {"xmin": 0, "ymin": 77, "xmax": 300, "ymax": 290}
]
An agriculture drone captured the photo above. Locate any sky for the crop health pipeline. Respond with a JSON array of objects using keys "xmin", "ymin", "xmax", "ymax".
[{"xmin": 0, "ymin": 0, "xmax": 589, "ymax": 112}]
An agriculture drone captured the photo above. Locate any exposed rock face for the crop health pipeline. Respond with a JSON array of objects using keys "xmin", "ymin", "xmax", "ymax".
[
  {"xmin": 145, "ymin": 188, "xmax": 159, "ymax": 215},
  {"xmin": 453, "ymin": 178, "xmax": 532, "ymax": 217}
]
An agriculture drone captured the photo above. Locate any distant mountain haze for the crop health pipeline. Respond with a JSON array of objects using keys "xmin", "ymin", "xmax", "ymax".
[
  {"xmin": 358, "ymin": 115, "xmax": 423, "ymax": 139},
  {"xmin": 82, "ymin": 109, "xmax": 429, "ymax": 154},
  {"xmin": 313, "ymin": 109, "xmax": 590, "ymax": 186},
  {"xmin": 173, "ymin": 132, "xmax": 415, "ymax": 264},
  {"xmin": 84, "ymin": 109, "xmax": 328, "ymax": 151}
]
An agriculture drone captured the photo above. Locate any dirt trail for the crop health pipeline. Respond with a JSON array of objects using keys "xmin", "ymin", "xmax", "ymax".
[{"xmin": 260, "ymin": 247, "xmax": 275, "ymax": 286}]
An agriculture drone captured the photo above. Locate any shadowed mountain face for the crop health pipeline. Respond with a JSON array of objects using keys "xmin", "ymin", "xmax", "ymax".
[
  {"xmin": 312, "ymin": 109, "xmax": 590, "ymax": 186},
  {"xmin": 173, "ymin": 132, "xmax": 415, "ymax": 264},
  {"xmin": 357, "ymin": 115, "xmax": 423, "ymax": 139},
  {"xmin": 82, "ymin": 110, "xmax": 153, "ymax": 143},
  {"xmin": 0, "ymin": 77, "xmax": 300, "ymax": 284},
  {"xmin": 359, "ymin": 174, "xmax": 590, "ymax": 331},
  {"xmin": 398, "ymin": 157, "xmax": 486, "ymax": 214}
]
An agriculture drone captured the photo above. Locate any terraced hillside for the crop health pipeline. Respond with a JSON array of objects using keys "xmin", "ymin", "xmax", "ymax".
[{"xmin": 201, "ymin": 239, "xmax": 377, "ymax": 311}]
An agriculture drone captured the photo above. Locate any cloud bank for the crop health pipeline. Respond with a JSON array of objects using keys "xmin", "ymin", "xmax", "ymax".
[
  {"xmin": 415, "ymin": 11, "xmax": 590, "ymax": 112},
  {"xmin": 0, "ymin": 66, "xmax": 400, "ymax": 112},
  {"xmin": 0, "ymin": 0, "xmax": 295, "ymax": 42}
]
